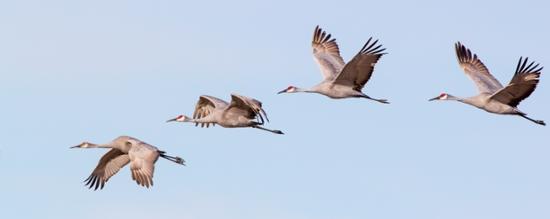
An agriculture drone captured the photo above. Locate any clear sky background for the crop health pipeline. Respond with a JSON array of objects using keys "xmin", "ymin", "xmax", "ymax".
[{"xmin": 1, "ymin": 0, "xmax": 549, "ymax": 218}]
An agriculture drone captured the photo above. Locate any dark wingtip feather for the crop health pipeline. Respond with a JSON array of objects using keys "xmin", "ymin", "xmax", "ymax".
[
  {"xmin": 515, "ymin": 56, "xmax": 543, "ymax": 75},
  {"xmin": 325, "ymin": 33, "xmax": 331, "ymax": 42},
  {"xmin": 515, "ymin": 57, "xmax": 523, "ymax": 74},
  {"xmin": 360, "ymin": 37, "xmax": 386, "ymax": 55},
  {"xmin": 94, "ymin": 178, "xmax": 100, "ymax": 190}
]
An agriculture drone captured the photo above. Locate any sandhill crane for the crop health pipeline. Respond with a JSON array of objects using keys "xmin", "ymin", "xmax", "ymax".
[
  {"xmin": 167, "ymin": 93, "xmax": 284, "ymax": 134},
  {"xmin": 429, "ymin": 42, "xmax": 545, "ymax": 126},
  {"xmin": 277, "ymin": 25, "xmax": 389, "ymax": 103},
  {"xmin": 71, "ymin": 136, "xmax": 185, "ymax": 190}
]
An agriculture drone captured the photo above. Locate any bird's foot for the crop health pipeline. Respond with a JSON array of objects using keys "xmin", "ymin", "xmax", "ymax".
[
  {"xmin": 361, "ymin": 95, "xmax": 389, "ymax": 104},
  {"xmin": 175, "ymin": 157, "xmax": 186, "ymax": 165}
]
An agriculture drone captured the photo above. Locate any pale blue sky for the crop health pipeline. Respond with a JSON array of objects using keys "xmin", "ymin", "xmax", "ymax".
[{"xmin": 1, "ymin": 0, "xmax": 549, "ymax": 218}]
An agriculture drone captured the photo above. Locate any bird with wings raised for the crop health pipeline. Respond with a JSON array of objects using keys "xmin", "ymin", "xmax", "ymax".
[
  {"xmin": 71, "ymin": 136, "xmax": 185, "ymax": 190},
  {"xmin": 167, "ymin": 94, "xmax": 284, "ymax": 134},
  {"xmin": 429, "ymin": 42, "xmax": 545, "ymax": 126},
  {"xmin": 277, "ymin": 25, "xmax": 389, "ymax": 103}
]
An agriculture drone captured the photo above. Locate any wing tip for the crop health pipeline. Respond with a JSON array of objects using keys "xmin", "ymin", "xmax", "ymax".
[
  {"xmin": 312, "ymin": 25, "xmax": 334, "ymax": 45},
  {"xmin": 516, "ymin": 56, "xmax": 544, "ymax": 75},
  {"xmin": 359, "ymin": 37, "xmax": 386, "ymax": 55},
  {"xmin": 454, "ymin": 41, "xmax": 480, "ymax": 65}
]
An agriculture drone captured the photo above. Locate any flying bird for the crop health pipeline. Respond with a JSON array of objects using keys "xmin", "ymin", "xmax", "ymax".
[
  {"xmin": 277, "ymin": 25, "xmax": 389, "ymax": 103},
  {"xmin": 71, "ymin": 136, "xmax": 185, "ymax": 190},
  {"xmin": 167, "ymin": 93, "xmax": 284, "ymax": 134},
  {"xmin": 429, "ymin": 42, "xmax": 545, "ymax": 126}
]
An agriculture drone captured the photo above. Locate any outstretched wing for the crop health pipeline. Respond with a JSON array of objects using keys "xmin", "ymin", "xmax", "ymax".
[
  {"xmin": 312, "ymin": 25, "xmax": 345, "ymax": 80},
  {"xmin": 490, "ymin": 57, "xmax": 542, "ymax": 107},
  {"xmin": 84, "ymin": 149, "xmax": 130, "ymax": 190},
  {"xmin": 129, "ymin": 143, "xmax": 160, "ymax": 188},
  {"xmin": 333, "ymin": 37, "xmax": 386, "ymax": 91},
  {"xmin": 227, "ymin": 94, "xmax": 269, "ymax": 124},
  {"xmin": 455, "ymin": 42, "xmax": 503, "ymax": 93},
  {"xmin": 192, "ymin": 95, "xmax": 228, "ymax": 128}
]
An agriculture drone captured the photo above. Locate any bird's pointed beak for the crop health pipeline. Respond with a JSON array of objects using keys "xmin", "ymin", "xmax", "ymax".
[
  {"xmin": 277, "ymin": 89, "xmax": 287, "ymax": 94},
  {"xmin": 70, "ymin": 144, "xmax": 81, "ymax": 149},
  {"xmin": 428, "ymin": 96, "xmax": 439, "ymax": 101},
  {"xmin": 166, "ymin": 118, "xmax": 177, "ymax": 123}
]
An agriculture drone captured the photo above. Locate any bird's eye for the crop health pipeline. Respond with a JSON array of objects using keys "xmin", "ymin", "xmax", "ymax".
[{"xmin": 125, "ymin": 141, "xmax": 132, "ymax": 147}]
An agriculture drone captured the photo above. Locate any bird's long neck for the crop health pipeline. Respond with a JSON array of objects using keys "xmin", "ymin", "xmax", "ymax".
[
  {"xmin": 458, "ymin": 95, "xmax": 489, "ymax": 108},
  {"xmin": 296, "ymin": 87, "xmax": 317, "ymax": 93},
  {"xmin": 446, "ymin": 94, "xmax": 463, "ymax": 102},
  {"xmin": 87, "ymin": 142, "xmax": 114, "ymax": 149}
]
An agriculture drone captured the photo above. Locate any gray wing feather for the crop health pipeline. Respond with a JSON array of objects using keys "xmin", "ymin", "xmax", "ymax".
[
  {"xmin": 490, "ymin": 57, "xmax": 542, "ymax": 107},
  {"xmin": 192, "ymin": 95, "xmax": 228, "ymax": 128},
  {"xmin": 84, "ymin": 149, "xmax": 130, "ymax": 190},
  {"xmin": 228, "ymin": 94, "xmax": 269, "ymax": 124},
  {"xmin": 455, "ymin": 42, "xmax": 503, "ymax": 93},
  {"xmin": 312, "ymin": 26, "xmax": 345, "ymax": 80},
  {"xmin": 333, "ymin": 37, "xmax": 386, "ymax": 91},
  {"xmin": 129, "ymin": 143, "xmax": 159, "ymax": 188}
]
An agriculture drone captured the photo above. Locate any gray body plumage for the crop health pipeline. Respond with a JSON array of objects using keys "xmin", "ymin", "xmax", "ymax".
[
  {"xmin": 309, "ymin": 82, "xmax": 366, "ymax": 99},
  {"xmin": 459, "ymin": 94, "xmax": 518, "ymax": 115}
]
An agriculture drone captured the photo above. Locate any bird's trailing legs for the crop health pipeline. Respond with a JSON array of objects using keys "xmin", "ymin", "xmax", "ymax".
[
  {"xmin": 361, "ymin": 95, "xmax": 389, "ymax": 104},
  {"xmin": 519, "ymin": 114, "xmax": 546, "ymax": 126},
  {"xmin": 159, "ymin": 152, "xmax": 186, "ymax": 165},
  {"xmin": 253, "ymin": 125, "xmax": 284, "ymax": 135}
]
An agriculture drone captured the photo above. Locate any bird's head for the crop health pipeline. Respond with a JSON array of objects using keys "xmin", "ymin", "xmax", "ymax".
[
  {"xmin": 429, "ymin": 93, "xmax": 449, "ymax": 101},
  {"xmin": 277, "ymin": 85, "xmax": 298, "ymax": 94},
  {"xmin": 166, "ymin": 115, "xmax": 191, "ymax": 123},
  {"xmin": 71, "ymin": 141, "xmax": 94, "ymax": 149}
]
